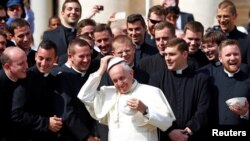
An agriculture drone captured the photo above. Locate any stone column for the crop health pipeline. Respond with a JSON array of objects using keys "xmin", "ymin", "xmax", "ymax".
[
  {"xmin": 31, "ymin": 0, "xmax": 53, "ymax": 46},
  {"xmin": 179, "ymin": 0, "xmax": 222, "ymax": 30}
]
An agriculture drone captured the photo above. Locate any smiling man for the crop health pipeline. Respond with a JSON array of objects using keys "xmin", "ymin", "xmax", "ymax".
[
  {"xmin": 127, "ymin": 13, "xmax": 158, "ymax": 65},
  {"xmin": 43, "ymin": 0, "xmax": 82, "ymax": 65},
  {"xmin": 198, "ymin": 30, "xmax": 227, "ymax": 76},
  {"xmin": 9, "ymin": 18, "xmax": 36, "ymax": 67},
  {"xmin": 208, "ymin": 39, "xmax": 250, "ymax": 133},
  {"xmin": 215, "ymin": 1, "xmax": 249, "ymax": 64},
  {"xmin": 149, "ymin": 38, "xmax": 210, "ymax": 141},
  {"xmin": 11, "ymin": 40, "xmax": 62, "ymax": 141}
]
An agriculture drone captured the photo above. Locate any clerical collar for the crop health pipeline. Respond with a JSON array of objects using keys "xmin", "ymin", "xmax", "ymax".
[
  {"xmin": 62, "ymin": 25, "xmax": 76, "ymax": 33},
  {"xmin": 223, "ymin": 68, "xmax": 240, "ymax": 77},
  {"xmin": 4, "ymin": 70, "xmax": 17, "ymax": 82},
  {"xmin": 43, "ymin": 73, "xmax": 49, "ymax": 77},
  {"xmin": 135, "ymin": 45, "xmax": 140, "ymax": 50},
  {"xmin": 176, "ymin": 65, "xmax": 188, "ymax": 74},
  {"xmin": 215, "ymin": 61, "xmax": 221, "ymax": 66},
  {"xmin": 65, "ymin": 62, "xmax": 71, "ymax": 68},
  {"xmin": 72, "ymin": 66, "xmax": 86, "ymax": 77}
]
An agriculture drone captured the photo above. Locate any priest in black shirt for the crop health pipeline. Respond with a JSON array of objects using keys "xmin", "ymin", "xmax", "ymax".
[
  {"xmin": 55, "ymin": 38, "xmax": 99, "ymax": 141},
  {"xmin": 0, "ymin": 47, "xmax": 28, "ymax": 141},
  {"xmin": 209, "ymin": 39, "xmax": 250, "ymax": 130},
  {"xmin": 198, "ymin": 30, "xmax": 226, "ymax": 76},
  {"xmin": 11, "ymin": 40, "xmax": 62, "ymax": 141},
  {"xmin": 139, "ymin": 21, "xmax": 175, "ymax": 76},
  {"xmin": 149, "ymin": 38, "xmax": 210, "ymax": 141}
]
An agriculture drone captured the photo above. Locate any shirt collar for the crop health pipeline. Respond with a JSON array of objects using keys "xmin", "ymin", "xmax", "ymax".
[
  {"xmin": 4, "ymin": 70, "xmax": 17, "ymax": 82},
  {"xmin": 72, "ymin": 66, "xmax": 86, "ymax": 77},
  {"xmin": 176, "ymin": 65, "xmax": 188, "ymax": 74},
  {"xmin": 135, "ymin": 45, "xmax": 140, "ymax": 50},
  {"xmin": 215, "ymin": 61, "xmax": 221, "ymax": 66},
  {"xmin": 223, "ymin": 68, "xmax": 240, "ymax": 77},
  {"xmin": 43, "ymin": 73, "xmax": 49, "ymax": 77}
]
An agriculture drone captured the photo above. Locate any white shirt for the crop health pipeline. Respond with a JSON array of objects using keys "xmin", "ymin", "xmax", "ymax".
[{"xmin": 77, "ymin": 73, "xmax": 175, "ymax": 141}]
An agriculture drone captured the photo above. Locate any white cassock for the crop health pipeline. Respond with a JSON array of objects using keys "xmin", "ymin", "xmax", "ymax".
[{"xmin": 77, "ymin": 73, "xmax": 176, "ymax": 141}]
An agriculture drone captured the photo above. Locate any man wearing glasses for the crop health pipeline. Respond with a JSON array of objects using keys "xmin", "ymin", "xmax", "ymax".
[
  {"xmin": 214, "ymin": 0, "xmax": 248, "ymax": 64},
  {"xmin": 146, "ymin": 5, "xmax": 165, "ymax": 48}
]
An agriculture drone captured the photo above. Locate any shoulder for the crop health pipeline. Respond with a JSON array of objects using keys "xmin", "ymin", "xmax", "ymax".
[{"xmin": 43, "ymin": 27, "xmax": 62, "ymax": 38}]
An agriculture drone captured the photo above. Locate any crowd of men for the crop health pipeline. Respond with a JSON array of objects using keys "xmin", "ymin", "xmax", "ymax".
[{"xmin": 0, "ymin": 0, "xmax": 250, "ymax": 141}]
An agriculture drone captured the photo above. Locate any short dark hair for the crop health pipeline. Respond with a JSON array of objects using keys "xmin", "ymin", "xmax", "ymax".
[
  {"xmin": 38, "ymin": 40, "xmax": 58, "ymax": 56},
  {"xmin": 77, "ymin": 18, "xmax": 96, "ymax": 35},
  {"xmin": 166, "ymin": 38, "xmax": 188, "ymax": 52},
  {"xmin": 127, "ymin": 13, "xmax": 146, "ymax": 29},
  {"xmin": 111, "ymin": 35, "xmax": 134, "ymax": 50},
  {"xmin": 218, "ymin": 39, "xmax": 239, "ymax": 54},
  {"xmin": 218, "ymin": 0, "xmax": 237, "ymax": 15},
  {"xmin": 154, "ymin": 21, "xmax": 175, "ymax": 36},
  {"xmin": 184, "ymin": 21, "xmax": 204, "ymax": 35},
  {"xmin": 8, "ymin": 18, "xmax": 30, "ymax": 35},
  {"xmin": 48, "ymin": 16, "xmax": 61, "ymax": 26},
  {"xmin": 165, "ymin": 6, "xmax": 180, "ymax": 16},
  {"xmin": 62, "ymin": 0, "xmax": 81, "ymax": 12},
  {"xmin": 202, "ymin": 30, "xmax": 227, "ymax": 45},
  {"xmin": 68, "ymin": 38, "xmax": 91, "ymax": 55},
  {"xmin": 147, "ymin": 5, "xmax": 165, "ymax": 18},
  {"xmin": 94, "ymin": 23, "xmax": 112, "ymax": 36}
]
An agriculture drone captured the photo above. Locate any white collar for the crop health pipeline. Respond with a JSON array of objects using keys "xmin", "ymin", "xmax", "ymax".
[
  {"xmin": 176, "ymin": 65, "xmax": 188, "ymax": 74},
  {"xmin": 65, "ymin": 62, "xmax": 71, "ymax": 68},
  {"xmin": 223, "ymin": 68, "xmax": 240, "ymax": 77},
  {"xmin": 43, "ymin": 73, "xmax": 49, "ymax": 77},
  {"xmin": 72, "ymin": 66, "xmax": 86, "ymax": 77},
  {"xmin": 215, "ymin": 61, "xmax": 221, "ymax": 66},
  {"xmin": 4, "ymin": 70, "xmax": 17, "ymax": 82}
]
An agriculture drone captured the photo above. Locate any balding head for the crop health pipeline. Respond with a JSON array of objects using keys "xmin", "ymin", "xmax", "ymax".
[
  {"xmin": 1, "ymin": 47, "xmax": 28, "ymax": 81},
  {"xmin": 1, "ymin": 47, "xmax": 25, "ymax": 65}
]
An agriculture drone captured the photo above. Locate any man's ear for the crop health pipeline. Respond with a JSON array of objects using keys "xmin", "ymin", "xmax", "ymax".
[
  {"xmin": 3, "ymin": 63, "xmax": 10, "ymax": 70},
  {"xmin": 130, "ymin": 69, "xmax": 134, "ymax": 77},
  {"xmin": 183, "ymin": 50, "xmax": 188, "ymax": 58},
  {"xmin": 218, "ymin": 54, "xmax": 222, "ymax": 63}
]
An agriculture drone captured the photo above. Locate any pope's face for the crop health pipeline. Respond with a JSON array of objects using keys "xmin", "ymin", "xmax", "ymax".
[{"xmin": 109, "ymin": 63, "xmax": 134, "ymax": 94}]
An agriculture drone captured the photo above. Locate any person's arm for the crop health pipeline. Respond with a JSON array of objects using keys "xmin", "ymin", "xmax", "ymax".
[
  {"xmin": 85, "ymin": 5, "xmax": 103, "ymax": 19},
  {"xmin": 11, "ymin": 84, "xmax": 51, "ymax": 133},
  {"xmin": 185, "ymin": 76, "xmax": 210, "ymax": 134}
]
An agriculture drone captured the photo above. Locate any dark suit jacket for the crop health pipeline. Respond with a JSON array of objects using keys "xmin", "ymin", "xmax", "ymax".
[
  {"xmin": 179, "ymin": 11, "xmax": 195, "ymax": 30},
  {"xmin": 43, "ymin": 26, "xmax": 72, "ymax": 64}
]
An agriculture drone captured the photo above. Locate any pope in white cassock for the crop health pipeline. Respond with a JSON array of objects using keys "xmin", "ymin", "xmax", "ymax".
[{"xmin": 77, "ymin": 56, "xmax": 175, "ymax": 141}]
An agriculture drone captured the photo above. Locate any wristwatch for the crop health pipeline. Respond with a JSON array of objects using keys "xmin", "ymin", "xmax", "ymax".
[{"xmin": 143, "ymin": 106, "xmax": 149, "ymax": 115}]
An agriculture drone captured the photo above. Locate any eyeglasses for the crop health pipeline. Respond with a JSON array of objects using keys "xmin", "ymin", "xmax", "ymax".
[
  {"xmin": 0, "ymin": 17, "xmax": 8, "ymax": 22},
  {"xmin": 149, "ymin": 19, "xmax": 162, "ymax": 24},
  {"xmin": 8, "ymin": 6, "xmax": 21, "ymax": 12}
]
